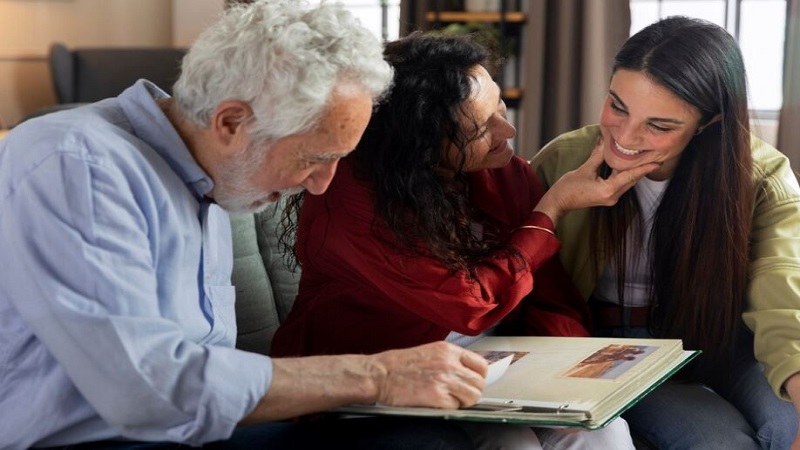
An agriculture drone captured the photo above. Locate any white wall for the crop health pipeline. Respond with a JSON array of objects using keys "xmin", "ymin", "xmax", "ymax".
[{"xmin": 0, "ymin": 0, "xmax": 223, "ymax": 128}]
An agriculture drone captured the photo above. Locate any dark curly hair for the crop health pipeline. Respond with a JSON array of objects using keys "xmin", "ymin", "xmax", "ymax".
[{"xmin": 282, "ymin": 31, "xmax": 518, "ymax": 277}]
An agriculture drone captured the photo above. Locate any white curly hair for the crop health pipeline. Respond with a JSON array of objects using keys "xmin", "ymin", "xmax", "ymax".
[{"xmin": 173, "ymin": 0, "xmax": 393, "ymax": 142}]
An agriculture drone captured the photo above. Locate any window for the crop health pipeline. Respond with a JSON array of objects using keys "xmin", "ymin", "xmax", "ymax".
[
  {"xmin": 337, "ymin": 0, "xmax": 402, "ymax": 42},
  {"xmin": 630, "ymin": 0, "xmax": 786, "ymax": 143}
]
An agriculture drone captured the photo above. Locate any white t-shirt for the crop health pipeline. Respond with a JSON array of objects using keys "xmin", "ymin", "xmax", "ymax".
[{"xmin": 594, "ymin": 176, "xmax": 670, "ymax": 307}]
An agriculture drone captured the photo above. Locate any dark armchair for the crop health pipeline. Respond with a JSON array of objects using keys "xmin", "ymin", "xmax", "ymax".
[{"xmin": 48, "ymin": 42, "xmax": 187, "ymax": 104}]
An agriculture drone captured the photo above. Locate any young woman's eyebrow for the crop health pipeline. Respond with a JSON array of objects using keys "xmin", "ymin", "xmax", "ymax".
[{"xmin": 609, "ymin": 90, "xmax": 628, "ymax": 110}]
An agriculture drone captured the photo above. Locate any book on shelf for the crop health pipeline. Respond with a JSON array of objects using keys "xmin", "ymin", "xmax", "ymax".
[{"xmin": 334, "ymin": 336, "xmax": 699, "ymax": 430}]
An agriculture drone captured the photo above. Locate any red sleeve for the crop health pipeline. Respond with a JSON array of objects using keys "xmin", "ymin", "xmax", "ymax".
[
  {"xmin": 295, "ymin": 161, "xmax": 561, "ymax": 336},
  {"xmin": 501, "ymin": 256, "xmax": 591, "ymax": 337},
  {"xmin": 478, "ymin": 158, "xmax": 591, "ymax": 337}
]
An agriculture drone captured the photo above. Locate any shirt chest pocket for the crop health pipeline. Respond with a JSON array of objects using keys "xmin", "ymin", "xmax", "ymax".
[
  {"xmin": 198, "ymin": 202, "xmax": 236, "ymax": 345},
  {"xmin": 200, "ymin": 284, "xmax": 236, "ymax": 345}
]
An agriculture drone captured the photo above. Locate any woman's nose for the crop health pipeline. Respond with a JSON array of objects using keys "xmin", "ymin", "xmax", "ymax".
[{"xmin": 615, "ymin": 121, "xmax": 640, "ymax": 148}]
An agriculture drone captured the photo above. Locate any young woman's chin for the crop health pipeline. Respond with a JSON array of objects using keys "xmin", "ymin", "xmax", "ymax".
[
  {"xmin": 602, "ymin": 140, "xmax": 656, "ymax": 173},
  {"xmin": 603, "ymin": 150, "xmax": 647, "ymax": 173}
]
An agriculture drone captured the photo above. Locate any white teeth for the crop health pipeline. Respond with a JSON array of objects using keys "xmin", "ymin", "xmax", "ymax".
[{"xmin": 615, "ymin": 141, "xmax": 643, "ymax": 156}]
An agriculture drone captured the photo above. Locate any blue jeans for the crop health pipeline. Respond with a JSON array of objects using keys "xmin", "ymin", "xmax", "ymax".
[
  {"xmin": 596, "ymin": 325, "xmax": 798, "ymax": 450},
  {"xmin": 44, "ymin": 417, "xmax": 476, "ymax": 450}
]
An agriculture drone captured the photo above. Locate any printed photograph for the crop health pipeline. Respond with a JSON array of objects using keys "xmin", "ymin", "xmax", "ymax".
[
  {"xmin": 562, "ymin": 344, "xmax": 655, "ymax": 379},
  {"xmin": 479, "ymin": 350, "xmax": 529, "ymax": 365}
]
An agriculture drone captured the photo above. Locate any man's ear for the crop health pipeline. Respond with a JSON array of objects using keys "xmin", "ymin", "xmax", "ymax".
[{"xmin": 211, "ymin": 100, "xmax": 253, "ymax": 146}]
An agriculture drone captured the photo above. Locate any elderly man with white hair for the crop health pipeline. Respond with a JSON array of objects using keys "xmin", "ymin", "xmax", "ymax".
[{"xmin": 0, "ymin": 1, "xmax": 487, "ymax": 448}]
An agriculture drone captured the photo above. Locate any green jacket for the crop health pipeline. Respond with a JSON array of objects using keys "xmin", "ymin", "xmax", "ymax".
[{"xmin": 531, "ymin": 124, "xmax": 800, "ymax": 399}]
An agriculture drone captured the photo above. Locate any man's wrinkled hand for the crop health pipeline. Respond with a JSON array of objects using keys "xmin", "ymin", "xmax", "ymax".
[{"xmin": 372, "ymin": 341, "xmax": 488, "ymax": 410}]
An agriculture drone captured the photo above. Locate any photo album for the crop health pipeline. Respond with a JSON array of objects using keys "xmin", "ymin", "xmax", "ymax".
[{"xmin": 334, "ymin": 336, "xmax": 699, "ymax": 429}]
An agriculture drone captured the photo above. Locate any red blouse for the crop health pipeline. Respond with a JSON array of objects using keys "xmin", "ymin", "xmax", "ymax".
[{"xmin": 270, "ymin": 156, "xmax": 590, "ymax": 357}]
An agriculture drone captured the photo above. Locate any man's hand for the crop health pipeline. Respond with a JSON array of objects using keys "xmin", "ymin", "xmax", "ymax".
[
  {"xmin": 372, "ymin": 341, "xmax": 488, "ymax": 409},
  {"xmin": 243, "ymin": 341, "xmax": 488, "ymax": 424},
  {"xmin": 534, "ymin": 137, "xmax": 661, "ymax": 226}
]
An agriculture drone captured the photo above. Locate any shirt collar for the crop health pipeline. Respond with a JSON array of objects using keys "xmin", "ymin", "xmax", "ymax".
[{"xmin": 117, "ymin": 79, "xmax": 214, "ymax": 199}]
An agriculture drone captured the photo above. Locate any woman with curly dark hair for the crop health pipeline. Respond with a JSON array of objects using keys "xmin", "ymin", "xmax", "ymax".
[{"xmin": 271, "ymin": 31, "xmax": 656, "ymax": 449}]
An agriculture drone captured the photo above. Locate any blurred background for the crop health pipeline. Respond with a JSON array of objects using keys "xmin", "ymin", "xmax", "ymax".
[{"xmin": 0, "ymin": 0, "xmax": 796, "ymax": 165}]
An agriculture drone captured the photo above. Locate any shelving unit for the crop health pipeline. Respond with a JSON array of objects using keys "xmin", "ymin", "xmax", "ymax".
[
  {"xmin": 424, "ymin": 0, "xmax": 526, "ymax": 108},
  {"xmin": 424, "ymin": 11, "xmax": 526, "ymax": 23}
]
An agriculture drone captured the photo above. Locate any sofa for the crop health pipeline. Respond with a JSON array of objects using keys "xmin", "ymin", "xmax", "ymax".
[
  {"xmin": 48, "ymin": 43, "xmax": 187, "ymax": 104},
  {"xmin": 230, "ymin": 200, "xmax": 299, "ymax": 355}
]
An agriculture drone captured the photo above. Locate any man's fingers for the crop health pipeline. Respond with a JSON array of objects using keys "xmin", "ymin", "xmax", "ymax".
[
  {"xmin": 460, "ymin": 349, "xmax": 489, "ymax": 379},
  {"xmin": 448, "ymin": 349, "xmax": 488, "ymax": 408},
  {"xmin": 373, "ymin": 342, "xmax": 491, "ymax": 410},
  {"xmin": 450, "ymin": 370, "xmax": 485, "ymax": 408},
  {"xmin": 452, "ymin": 382, "xmax": 484, "ymax": 408}
]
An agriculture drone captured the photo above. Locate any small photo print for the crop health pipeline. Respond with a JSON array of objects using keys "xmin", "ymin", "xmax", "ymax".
[
  {"xmin": 562, "ymin": 344, "xmax": 655, "ymax": 379},
  {"xmin": 478, "ymin": 350, "xmax": 529, "ymax": 365}
]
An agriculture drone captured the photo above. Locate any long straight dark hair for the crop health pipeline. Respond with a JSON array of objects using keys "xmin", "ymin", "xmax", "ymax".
[{"xmin": 591, "ymin": 16, "xmax": 753, "ymax": 376}]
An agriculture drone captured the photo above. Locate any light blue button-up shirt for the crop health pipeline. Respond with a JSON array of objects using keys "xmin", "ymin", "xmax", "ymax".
[{"xmin": 0, "ymin": 81, "xmax": 273, "ymax": 449}]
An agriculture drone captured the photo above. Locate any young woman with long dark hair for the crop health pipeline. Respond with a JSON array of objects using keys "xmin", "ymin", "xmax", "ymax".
[{"xmin": 532, "ymin": 16, "xmax": 800, "ymax": 450}]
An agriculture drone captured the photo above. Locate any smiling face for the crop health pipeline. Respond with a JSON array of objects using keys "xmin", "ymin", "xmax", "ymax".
[
  {"xmin": 211, "ymin": 82, "xmax": 373, "ymax": 213},
  {"xmin": 599, "ymin": 69, "xmax": 704, "ymax": 181},
  {"xmin": 444, "ymin": 65, "xmax": 516, "ymax": 173}
]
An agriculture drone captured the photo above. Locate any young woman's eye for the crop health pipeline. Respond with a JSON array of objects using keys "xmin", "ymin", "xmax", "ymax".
[
  {"xmin": 648, "ymin": 123, "xmax": 671, "ymax": 133},
  {"xmin": 609, "ymin": 100, "xmax": 625, "ymax": 114}
]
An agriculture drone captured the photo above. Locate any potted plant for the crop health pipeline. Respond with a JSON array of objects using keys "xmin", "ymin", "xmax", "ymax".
[{"xmin": 429, "ymin": 21, "xmax": 514, "ymax": 77}]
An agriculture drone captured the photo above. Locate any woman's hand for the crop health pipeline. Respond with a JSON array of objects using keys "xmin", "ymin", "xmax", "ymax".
[{"xmin": 534, "ymin": 137, "xmax": 660, "ymax": 226}]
